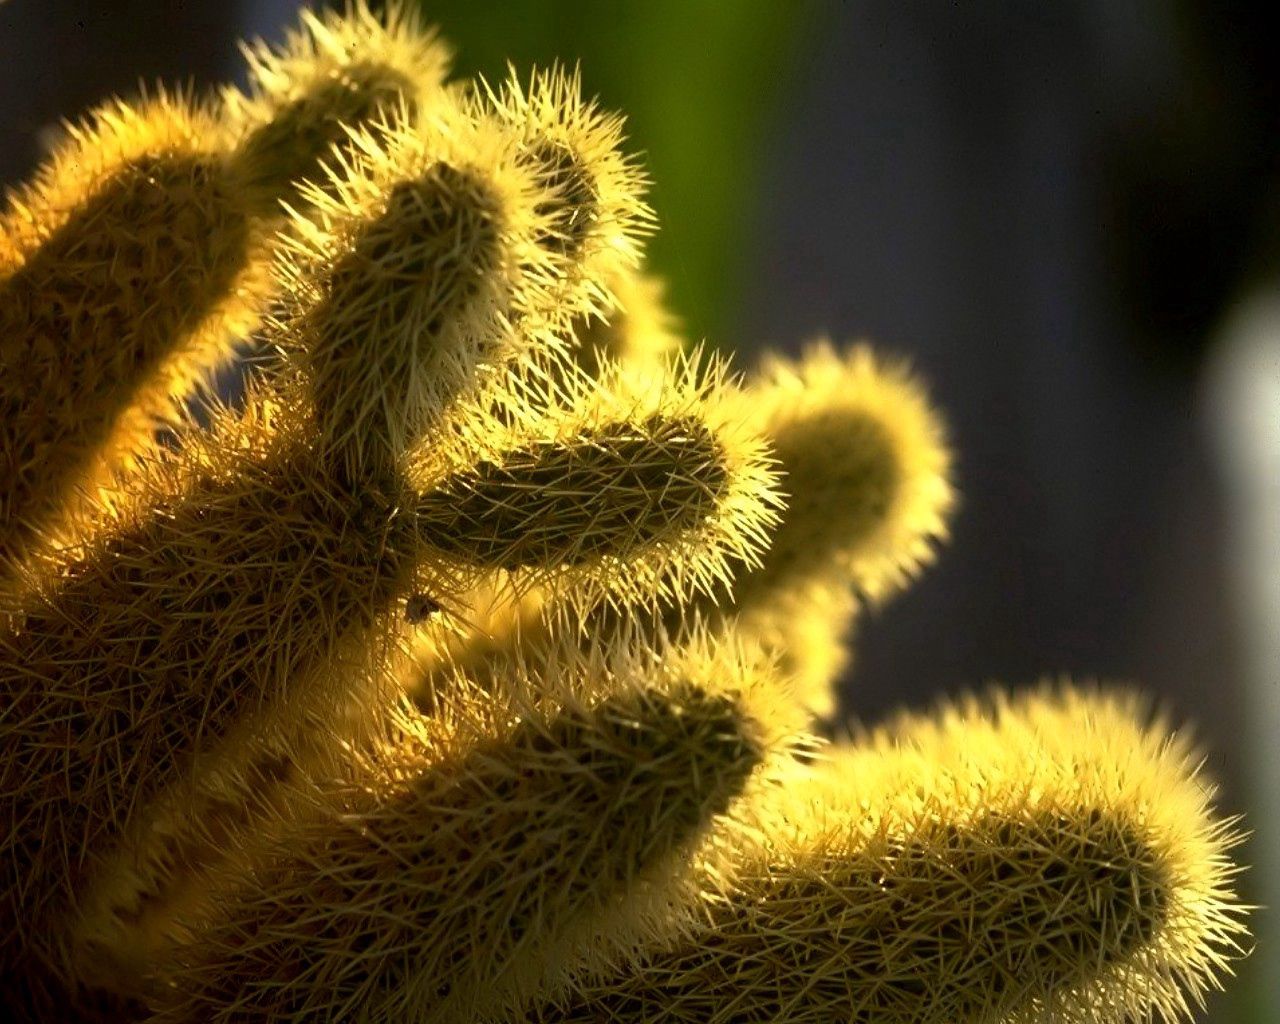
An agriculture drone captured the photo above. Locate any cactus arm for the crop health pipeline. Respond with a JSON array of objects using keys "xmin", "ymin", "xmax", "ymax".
[
  {"xmin": 144, "ymin": 635, "xmax": 795, "ymax": 1023},
  {"xmin": 224, "ymin": 0, "xmax": 453, "ymax": 217},
  {"xmin": 683, "ymin": 340, "xmax": 957, "ymax": 717},
  {"xmin": 413, "ymin": 352, "xmax": 779, "ymax": 609},
  {"xmin": 522, "ymin": 686, "xmax": 1249, "ymax": 1024},
  {"xmin": 0, "ymin": 92, "xmax": 268, "ymax": 570}
]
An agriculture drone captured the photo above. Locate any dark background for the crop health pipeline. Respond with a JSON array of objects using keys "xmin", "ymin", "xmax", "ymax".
[{"xmin": 2, "ymin": 2, "xmax": 1275, "ymax": 1020}]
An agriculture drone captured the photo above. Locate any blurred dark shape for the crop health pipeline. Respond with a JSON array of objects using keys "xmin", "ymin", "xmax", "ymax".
[{"xmin": 1100, "ymin": 1, "xmax": 1280, "ymax": 373}]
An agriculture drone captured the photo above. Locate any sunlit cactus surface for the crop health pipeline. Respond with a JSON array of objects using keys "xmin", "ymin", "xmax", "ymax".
[{"xmin": 0, "ymin": 3, "xmax": 1249, "ymax": 1022}]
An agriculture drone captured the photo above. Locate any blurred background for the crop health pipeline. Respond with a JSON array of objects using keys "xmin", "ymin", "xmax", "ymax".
[{"xmin": 1, "ymin": 2, "xmax": 1275, "ymax": 1020}]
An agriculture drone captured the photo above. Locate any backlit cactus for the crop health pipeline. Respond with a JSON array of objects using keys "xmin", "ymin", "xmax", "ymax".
[
  {"xmin": 0, "ymin": 4, "xmax": 1249, "ymax": 1023},
  {"xmin": 522, "ymin": 688, "xmax": 1247, "ymax": 1024},
  {"xmin": 0, "ymin": 0, "xmax": 450, "ymax": 575},
  {"xmin": 146, "ymin": 633, "xmax": 802, "ymax": 1023}
]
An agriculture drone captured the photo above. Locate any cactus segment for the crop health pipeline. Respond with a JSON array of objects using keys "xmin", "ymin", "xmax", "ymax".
[
  {"xmin": 528, "ymin": 686, "xmax": 1249, "ymax": 1024},
  {"xmin": 741, "ymin": 340, "xmax": 955, "ymax": 605},
  {"xmin": 477, "ymin": 64, "xmax": 652, "ymax": 316},
  {"xmin": 419, "ymin": 415, "xmax": 723, "ymax": 566},
  {"xmin": 414, "ymin": 353, "xmax": 781, "ymax": 609},
  {"xmin": 146, "ymin": 634, "xmax": 792, "ymax": 1023},
  {"xmin": 269, "ymin": 105, "xmax": 575, "ymax": 476},
  {"xmin": 0, "ymin": 93, "xmax": 270, "ymax": 569},
  {"xmin": 224, "ymin": 0, "xmax": 452, "ymax": 214}
]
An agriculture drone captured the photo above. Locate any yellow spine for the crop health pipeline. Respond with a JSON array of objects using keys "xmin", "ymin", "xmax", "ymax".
[
  {"xmin": 528, "ymin": 686, "xmax": 1249, "ymax": 1024},
  {"xmin": 0, "ymin": 93, "xmax": 269, "ymax": 568},
  {"xmin": 146, "ymin": 635, "xmax": 797, "ymax": 1023}
]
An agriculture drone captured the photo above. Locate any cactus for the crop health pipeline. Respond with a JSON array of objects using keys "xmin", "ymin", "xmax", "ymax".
[
  {"xmin": 520, "ymin": 688, "xmax": 1248, "ymax": 1023},
  {"xmin": 145, "ymin": 633, "xmax": 805, "ymax": 1023},
  {"xmin": 0, "ymin": 0, "xmax": 450, "ymax": 576},
  {"xmin": 0, "ymin": 4, "xmax": 1250, "ymax": 1023}
]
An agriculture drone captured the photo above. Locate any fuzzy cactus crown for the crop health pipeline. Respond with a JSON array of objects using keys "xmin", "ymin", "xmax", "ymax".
[{"xmin": 0, "ymin": 2, "xmax": 1249, "ymax": 1022}]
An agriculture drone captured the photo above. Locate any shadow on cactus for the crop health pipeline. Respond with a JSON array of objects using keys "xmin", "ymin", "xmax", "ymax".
[{"xmin": 0, "ymin": 2, "xmax": 1250, "ymax": 1022}]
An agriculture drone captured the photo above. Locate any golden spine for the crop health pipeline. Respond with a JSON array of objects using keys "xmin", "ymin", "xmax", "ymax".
[
  {"xmin": 527, "ymin": 687, "xmax": 1249, "ymax": 1024},
  {"xmin": 147, "ymin": 635, "xmax": 798, "ymax": 1023}
]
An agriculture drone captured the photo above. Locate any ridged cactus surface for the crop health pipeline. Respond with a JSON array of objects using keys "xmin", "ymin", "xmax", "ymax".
[
  {"xmin": 0, "ymin": 3, "xmax": 1250, "ymax": 1022},
  {"xmin": 147, "ymin": 635, "xmax": 802, "ymax": 1023},
  {"xmin": 523, "ymin": 688, "xmax": 1246, "ymax": 1023}
]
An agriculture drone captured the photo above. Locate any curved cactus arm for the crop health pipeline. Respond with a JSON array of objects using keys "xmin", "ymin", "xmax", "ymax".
[
  {"xmin": 521, "ymin": 686, "xmax": 1249, "ymax": 1024},
  {"xmin": 267, "ymin": 99, "xmax": 571, "ymax": 479},
  {"xmin": 0, "ymin": 91, "xmax": 270, "ymax": 569},
  {"xmin": 142, "ymin": 633, "xmax": 799, "ymax": 1024},
  {"xmin": 737, "ymin": 341, "xmax": 955, "ymax": 604},
  {"xmin": 686, "ymin": 339, "xmax": 956, "ymax": 717},
  {"xmin": 222, "ymin": 0, "xmax": 453, "ymax": 216}
]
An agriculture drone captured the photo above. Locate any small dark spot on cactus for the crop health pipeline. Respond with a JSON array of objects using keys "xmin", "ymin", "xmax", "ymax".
[{"xmin": 404, "ymin": 592, "xmax": 441, "ymax": 624}]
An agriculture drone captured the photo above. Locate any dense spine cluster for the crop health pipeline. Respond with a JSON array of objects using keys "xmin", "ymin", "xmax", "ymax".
[
  {"xmin": 147, "ymin": 636, "xmax": 802, "ymax": 1023},
  {"xmin": 0, "ymin": 0, "xmax": 452, "ymax": 578},
  {"xmin": 524, "ymin": 689, "xmax": 1247, "ymax": 1024},
  {"xmin": 0, "ymin": 3, "xmax": 1249, "ymax": 1023}
]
